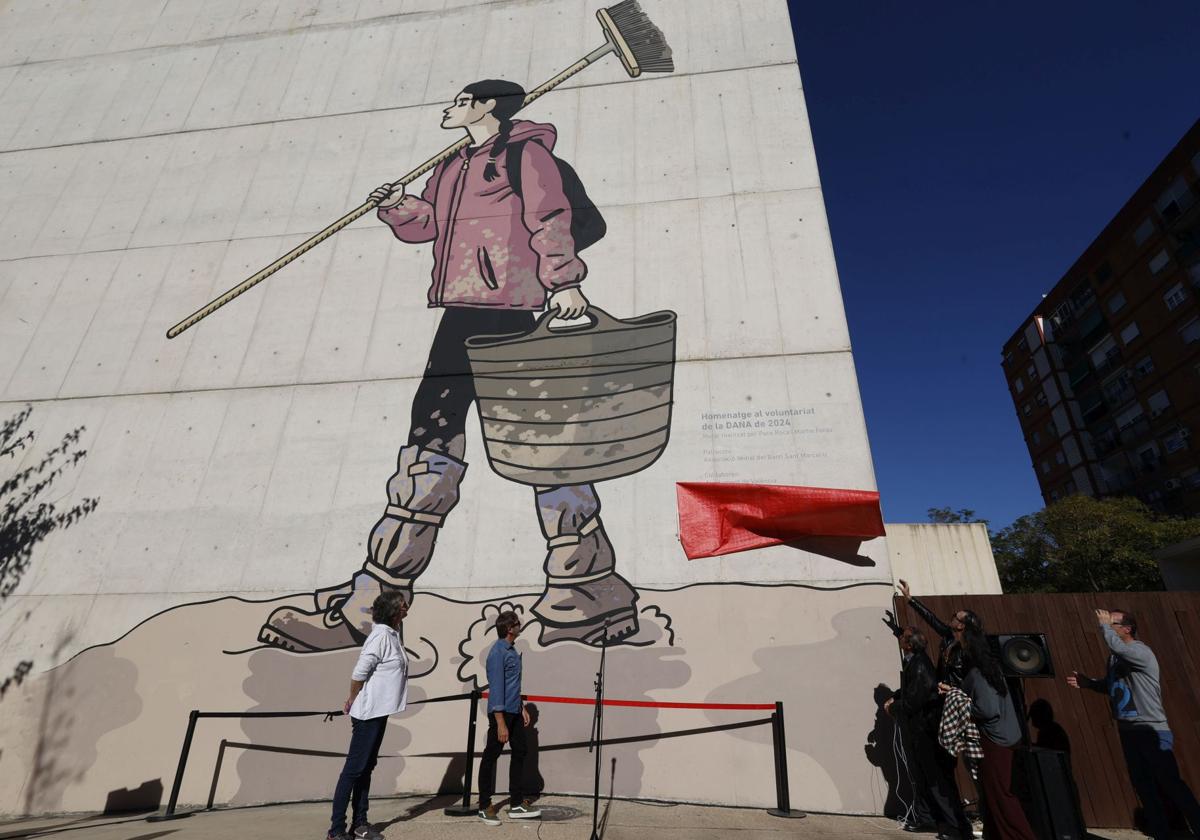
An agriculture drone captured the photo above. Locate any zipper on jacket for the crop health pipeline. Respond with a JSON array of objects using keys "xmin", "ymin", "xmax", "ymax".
[{"xmin": 434, "ymin": 155, "xmax": 472, "ymax": 305}]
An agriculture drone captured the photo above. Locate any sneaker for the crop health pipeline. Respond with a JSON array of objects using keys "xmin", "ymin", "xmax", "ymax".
[
  {"xmin": 326, "ymin": 833, "xmax": 351, "ymax": 840},
  {"xmin": 478, "ymin": 805, "xmax": 501, "ymax": 826},
  {"xmin": 508, "ymin": 801, "xmax": 542, "ymax": 819},
  {"xmin": 352, "ymin": 825, "xmax": 384, "ymax": 840}
]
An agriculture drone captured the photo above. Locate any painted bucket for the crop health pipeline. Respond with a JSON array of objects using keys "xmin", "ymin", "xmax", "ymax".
[{"xmin": 465, "ymin": 307, "xmax": 677, "ymax": 487}]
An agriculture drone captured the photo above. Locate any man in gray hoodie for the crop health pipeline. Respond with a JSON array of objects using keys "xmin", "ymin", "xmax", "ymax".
[{"xmin": 1068, "ymin": 608, "xmax": 1200, "ymax": 840}]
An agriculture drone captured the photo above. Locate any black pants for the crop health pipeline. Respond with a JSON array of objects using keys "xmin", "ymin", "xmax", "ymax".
[
  {"xmin": 329, "ymin": 715, "xmax": 388, "ymax": 835},
  {"xmin": 910, "ymin": 723, "xmax": 974, "ymax": 837},
  {"xmin": 1120, "ymin": 728, "xmax": 1200, "ymax": 840},
  {"xmin": 409, "ymin": 308, "xmax": 536, "ymax": 454},
  {"xmin": 478, "ymin": 711, "xmax": 528, "ymax": 809}
]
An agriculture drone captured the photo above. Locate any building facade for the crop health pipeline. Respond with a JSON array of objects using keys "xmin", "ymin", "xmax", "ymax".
[
  {"xmin": 0, "ymin": 0, "xmax": 899, "ymax": 819},
  {"xmin": 1003, "ymin": 120, "xmax": 1200, "ymax": 512}
]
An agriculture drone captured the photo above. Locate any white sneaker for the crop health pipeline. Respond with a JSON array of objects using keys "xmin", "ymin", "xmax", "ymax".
[{"xmin": 508, "ymin": 801, "xmax": 542, "ymax": 819}]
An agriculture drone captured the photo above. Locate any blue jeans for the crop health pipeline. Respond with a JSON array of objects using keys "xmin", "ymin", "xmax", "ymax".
[
  {"xmin": 1119, "ymin": 727, "xmax": 1200, "ymax": 840},
  {"xmin": 330, "ymin": 715, "xmax": 389, "ymax": 835}
]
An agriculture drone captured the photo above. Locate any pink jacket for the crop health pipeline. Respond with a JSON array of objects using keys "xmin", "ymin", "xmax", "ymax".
[{"xmin": 378, "ymin": 120, "xmax": 586, "ymax": 310}]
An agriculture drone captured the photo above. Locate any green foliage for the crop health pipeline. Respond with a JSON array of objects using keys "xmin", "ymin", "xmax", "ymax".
[
  {"xmin": 990, "ymin": 495, "xmax": 1200, "ymax": 593},
  {"xmin": 927, "ymin": 506, "xmax": 988, "ymax": 525}
]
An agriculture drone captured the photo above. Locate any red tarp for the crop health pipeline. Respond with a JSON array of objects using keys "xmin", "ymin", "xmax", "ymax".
[{"xmin": 676, "ymin": 482, "xmax": 885, "ymax": 560}]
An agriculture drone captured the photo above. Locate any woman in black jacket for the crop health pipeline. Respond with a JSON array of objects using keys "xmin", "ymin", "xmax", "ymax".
[{"xmin": 898, "ymin": 579, "xmax": 981, "ymax": 687}]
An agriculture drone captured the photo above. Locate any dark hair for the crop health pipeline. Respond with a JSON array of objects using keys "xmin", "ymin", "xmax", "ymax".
[
  {"xmin": 460, "ymin": 79, "xmax": 526, "ymax": 182},
  {"xmin": 371, "ymin": 591, "xmax": 408, "ymax": 626},
  {"xmin": 1111, "ymin": 609, "xmax": 1138, "ymax": 637},
  {"xmin": 959, "ymin": 609, "xmax": 983, "ymax": 634},
  {"xmin": 495, "ymin": 610, "xmax": 521, "ymax": 639},
  {"xmin": 962, "ymin": 625, "xmax": 1007, "ymax": 697},
  {"xmin": 906, "ymin": 626, "xmax": 928, "ymax": 654}
]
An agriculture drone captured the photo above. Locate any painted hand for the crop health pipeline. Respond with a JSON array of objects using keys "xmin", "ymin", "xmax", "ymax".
[
  {"xmin": 369, "ymin": 182, "xmax": 405, "ymax": 209},
  {"xmin": 549, "ymin": 287, "xmax": 589, "ymax": 320}
]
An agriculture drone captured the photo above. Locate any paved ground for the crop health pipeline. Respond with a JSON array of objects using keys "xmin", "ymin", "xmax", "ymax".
[{"xmin": 0, "ymin": 795, "xmax": 1154, "ymax": 840}]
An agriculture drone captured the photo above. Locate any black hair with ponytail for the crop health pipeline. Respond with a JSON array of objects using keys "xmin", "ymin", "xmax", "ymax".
[{"xmin": 460, "ymin": 79, "xmax": 527, "ymax": 182}]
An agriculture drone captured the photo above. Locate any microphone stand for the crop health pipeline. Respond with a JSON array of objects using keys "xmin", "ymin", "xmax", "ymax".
[{"xmin": 588, "ymin": 620, "xmax": 609, "ymax": 840}]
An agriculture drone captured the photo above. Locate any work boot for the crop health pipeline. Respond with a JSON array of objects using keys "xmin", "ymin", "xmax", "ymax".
[
  {"xmin": 531, "ymin": 484, "xmax": 639, "ymax": 645},
  {"xmin": 260, "ymin": 446, "xmax": 467, "ymax": 652}
]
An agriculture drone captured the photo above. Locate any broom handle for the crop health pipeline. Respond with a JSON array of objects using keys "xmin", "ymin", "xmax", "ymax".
[{"xmin": 165, "ymin": 41, "xmax": 616, "ymax": 340}]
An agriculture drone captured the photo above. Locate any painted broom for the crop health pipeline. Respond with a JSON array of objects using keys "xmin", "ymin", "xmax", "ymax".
[{"xmin": 165, "ymin": 0, "xmax": 674, "ymax": 339}]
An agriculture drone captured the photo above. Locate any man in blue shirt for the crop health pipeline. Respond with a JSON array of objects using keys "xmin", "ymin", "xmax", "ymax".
[{"xmin": 477, "ymin": 610, "xmax": 541, "ymax": 825}]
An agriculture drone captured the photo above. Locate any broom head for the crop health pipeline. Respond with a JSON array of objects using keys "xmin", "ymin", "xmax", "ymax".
[{"xmin": 597, "ymin": 0, "xmax": 675, "ymax": 78}]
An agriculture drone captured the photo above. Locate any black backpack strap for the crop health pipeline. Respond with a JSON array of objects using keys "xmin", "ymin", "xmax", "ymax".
[{"xmin": 506, "ymin": 139, "xmax": 527, "ymax": 199}]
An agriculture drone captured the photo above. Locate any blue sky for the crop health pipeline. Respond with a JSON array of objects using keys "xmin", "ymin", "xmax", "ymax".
[{"xmin": 787, "ymin": 1, "xmax": 1200, "ymax": 529}]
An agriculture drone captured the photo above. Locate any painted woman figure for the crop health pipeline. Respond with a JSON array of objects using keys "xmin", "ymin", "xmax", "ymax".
[{"xmin": 260, "ymin": 80, "xmax": 639, "ymax": 651}]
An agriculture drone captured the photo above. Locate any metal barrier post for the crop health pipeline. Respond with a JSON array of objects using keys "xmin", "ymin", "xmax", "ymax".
[
  {"xmin": 767, "ymin": 701, "xmax": 805, "ymax": 819},
  {"xmin": 147, "ymin": 710, "xmax": 200, "ymax": 821},
  {"xmin": 444, "ymin": 689, "xmax": 481, "ymax": 816}
]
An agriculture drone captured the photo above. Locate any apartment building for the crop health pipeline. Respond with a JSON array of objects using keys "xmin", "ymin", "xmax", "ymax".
[{"xmin": 1003, "ymin": 119, "xmax": 1200, "ymax": 512}]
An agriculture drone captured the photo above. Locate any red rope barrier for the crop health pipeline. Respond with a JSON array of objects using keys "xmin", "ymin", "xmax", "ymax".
[{"xmin": 480, "ymin": 691, "xmax": 774, "ymax": 711}]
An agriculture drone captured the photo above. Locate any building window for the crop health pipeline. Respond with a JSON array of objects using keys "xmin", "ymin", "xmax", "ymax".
[
  {"xmin": 1050, "ymin": 488, "xmax": 1060, "ymax": 501},
  {"xmin": 1027, "ymin": 363, "xmax": 1037, "ymax": 380},
  {"xmin": 1055, "ymin": 450, "xmax": 1066, "ymax": 465},
  {"xmin": 1148, "ymin": 389, "xmax": 1171, "ymax": 417},
  {"xmin": 1032, "ymin": 430, "xmax": 1041, "ymax": 445},
  {"xmin": 1181, "ymin": 317, "xmax": 1200, "ymax": 344},
  {"xmin": 1116, "ymin": 403, "xmax": 1145, "ymax": 430},
  {"xmin": 1047, "ymin": 421, "xmax": 1058, "ymax": 437},
  {"xmin": 1165, "ymin": 429, "xmax": 1189, "ymax": 454},
  {"xmin": 1107, "ymin": 292, "xmax": 1127, "ymax": 314},
  {"xmin": 1095, "ymin": 262, "xmax": 1113, "ymax": 285},
  {"xmin": 1014, "ymin": 377, "xmax": 1025, "ymax": 394},
  {"xmin": 1165, "ymin": 283, "xmax": 1187, "ymax": 311},
  {"xmin": 1149, "ymin": 249, "xmax": 1170, "ymax": 275},
  {"xmin": 1036, "ymin": 390, "xmax": 1048, "ymax": 407},
  {"xmin": 1156, "ymin": 176, "xmax": 1195, "ymax": 221},
  {"xmin": 1120, "ymin": 322, "xmax": 1141, "ymax": 344},
  {"xmin": 1134, "ymin": 218, "xmax": 1155, "ymax": 246},
  {"xmin": 1135, "ymin": 355, "xmax": 1155, "ymax": 378},
  {"xmin": 1018, "ymin": 337, "xmax": 1029, "ymax": 354},
  {"xmin": 1041, "ymin": 460, "xmax": 1051, "ymax": 475},
  {"xmin": 1023, "ymin": 403, "xmax": 1032, "ymax": 417}
]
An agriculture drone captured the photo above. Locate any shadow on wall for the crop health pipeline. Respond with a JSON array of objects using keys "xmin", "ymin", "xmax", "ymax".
[
  {"xmin": 23, "ymin": 643, "xmax": 144, "ymax": 814},
  {"xmin": 1, "ymin": 406, "xmax": 100, "ymax": 705},
  {"xmin": 705, "ymin": 606, "xmax": 897, "ymax": 812},
  {"xmin": 864, "ymin": 683, "xmax": 906, "ymax": 818},
  {"xmin": 233, "ymin": 646, "xmax": 414, "ymax": 807}
]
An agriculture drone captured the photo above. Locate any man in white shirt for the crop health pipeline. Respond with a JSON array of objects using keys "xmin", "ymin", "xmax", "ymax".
[{"xmin": 327, "ymin": 592, "xmax": 410, "ymax": 840}]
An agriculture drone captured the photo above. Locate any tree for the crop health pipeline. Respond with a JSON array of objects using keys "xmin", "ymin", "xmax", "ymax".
[
  {"xmin": 1, "ymin": 406, "xmax": 98, "ymax": 701},
  {"xmin": 927, "ymin": 506, "xmax": 988, "ymax": 526},
  {"xmin": 989, "ymin": 495, "xmax": 1199, "ymax": 593}
]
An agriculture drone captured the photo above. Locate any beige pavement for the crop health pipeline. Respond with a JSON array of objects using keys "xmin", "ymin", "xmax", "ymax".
[{"xmin": 0, "ymin": 795, "xmax": 1150, "ymax": 840}]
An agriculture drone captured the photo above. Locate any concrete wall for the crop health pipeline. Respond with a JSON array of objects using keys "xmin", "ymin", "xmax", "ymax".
[
  {"xmin": 0, "ymin": 0, "xmax": 899, "ymax": 818},
  {"xmin": 885, "ymin": 523, "xmax": 1003, "ymax": 596}
]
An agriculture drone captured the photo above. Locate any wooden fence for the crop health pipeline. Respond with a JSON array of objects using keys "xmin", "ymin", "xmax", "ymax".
[{"xmin": 893, "ymin": 591, "xmax": 1200, "ymax": 829}]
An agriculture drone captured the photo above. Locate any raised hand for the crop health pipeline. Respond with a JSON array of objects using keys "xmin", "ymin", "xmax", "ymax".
[{"xmin": 898, "ymin": 579, "xmax": 912, "ymax": 602}]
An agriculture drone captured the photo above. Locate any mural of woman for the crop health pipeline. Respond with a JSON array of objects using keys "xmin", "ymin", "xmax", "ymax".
[{"xmin": 259, "ymin": 80, "xmax": 640, "ymax": 652}]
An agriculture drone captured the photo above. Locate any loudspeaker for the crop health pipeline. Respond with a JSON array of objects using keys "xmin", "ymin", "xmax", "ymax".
[
  {"xmin": 1019, "ymin": 747, "xmax": 1086, "ymax": 840},
  {"xmin": 991, "ymin": 633, "xmax": 1054, "ymax": 678}
]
